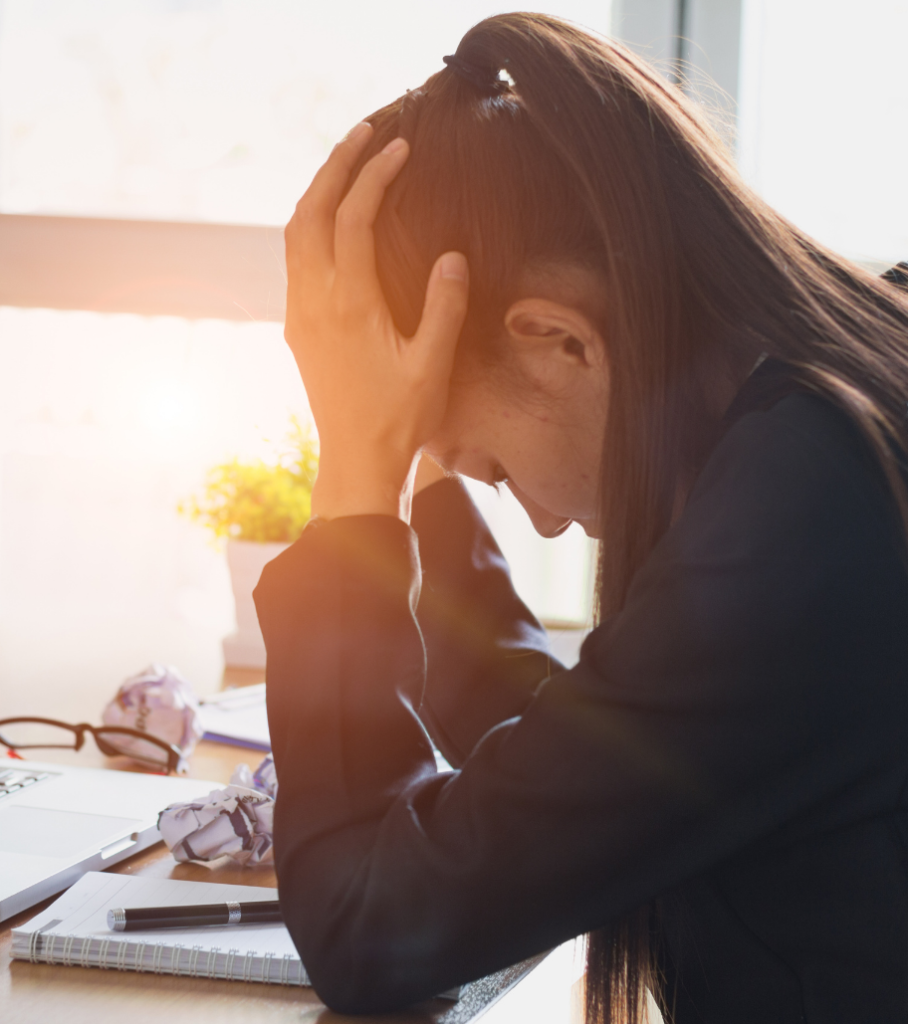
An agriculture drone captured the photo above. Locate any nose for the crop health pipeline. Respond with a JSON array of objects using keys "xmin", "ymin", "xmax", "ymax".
[{"xmin": 505, "ymin": 481, "xmax": 572, "ymax": 539}]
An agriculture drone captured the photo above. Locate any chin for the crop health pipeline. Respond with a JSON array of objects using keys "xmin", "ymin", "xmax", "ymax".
[
  {"xmin": 535, "ymin": 519, "xmax": 573, "ymax": 539},
  {"xmin": 579, "ymin": 519, "xmax": 602, "ymax": 539}
]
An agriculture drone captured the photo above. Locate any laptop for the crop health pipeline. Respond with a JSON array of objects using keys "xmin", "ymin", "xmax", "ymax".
[{"xmin": 0, "ymin": 759, "xmax": 219, "ymax": 922}]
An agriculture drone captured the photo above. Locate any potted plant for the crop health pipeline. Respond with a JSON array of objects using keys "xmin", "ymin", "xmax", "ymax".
[{"xmin": 180, "ymin": 417, "xmax": 318, "ymax": 668}]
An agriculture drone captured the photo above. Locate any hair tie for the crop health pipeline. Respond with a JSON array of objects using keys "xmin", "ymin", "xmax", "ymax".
[{"xmin": 442, "ymin": 54, "xmax": 508, "ymax": 94}]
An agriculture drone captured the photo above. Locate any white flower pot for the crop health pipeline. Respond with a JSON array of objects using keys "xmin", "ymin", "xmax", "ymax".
[{"xmin": 222, "ymin": 539, "xmax": 289, "ymax": 668}]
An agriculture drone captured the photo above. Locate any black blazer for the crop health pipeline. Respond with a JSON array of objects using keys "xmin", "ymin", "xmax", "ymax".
[{"xmin": 257, "ymin": 361, "xmax": 908, "ymax": 1021}]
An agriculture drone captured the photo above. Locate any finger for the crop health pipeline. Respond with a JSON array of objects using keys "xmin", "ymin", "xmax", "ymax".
[
  {"xmin": 412, "ymin": 252, "xmax": 470, "ymax": 380},
  {"xmin": 333, "ymin": 138, "xmax": 410, "ymax": 312},
  {"xmin": 300, "ymin": 121, "xmax": 374, "ymax": 218},
  {"xmin": 285, "ymin": 121, "xmax": 374, "ymax": 274}
]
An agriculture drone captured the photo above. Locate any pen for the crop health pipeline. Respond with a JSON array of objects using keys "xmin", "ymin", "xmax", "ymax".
[{"xmin": 107, "ymin": 900, "xmax": 283, "ymax": 932}]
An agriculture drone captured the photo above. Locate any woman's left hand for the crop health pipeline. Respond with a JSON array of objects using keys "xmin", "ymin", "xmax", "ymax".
[{"xmin": 284, "ymin": 122, "xmax": 469, "ymax": 522}]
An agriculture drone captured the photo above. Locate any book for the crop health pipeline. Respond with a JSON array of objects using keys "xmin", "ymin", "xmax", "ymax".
[{"xmin": 11, "ymin": 871, "xmax": 308, "ymax": 985}]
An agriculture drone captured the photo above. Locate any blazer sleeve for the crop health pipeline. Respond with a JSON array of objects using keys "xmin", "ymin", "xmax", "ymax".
[
  {"xmin": 409, "ymin": 477, "xmax": 562, "ymax": 767},
  {"xmin": 257, "ymin": 392, "xmax": 908, "ymax": 1014}
]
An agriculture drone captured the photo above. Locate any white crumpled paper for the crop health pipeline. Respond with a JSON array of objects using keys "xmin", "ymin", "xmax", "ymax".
[
  {"xmin": 231, "ymin": 752, "xmax": 278, "ymax": 799},
  {"xmin": 158, "ymin": 754, "xmax": 278, "ymax": 866},
  {"xmin": 102, "ymin": 663, "xmax": 203, "ymax": 773}
]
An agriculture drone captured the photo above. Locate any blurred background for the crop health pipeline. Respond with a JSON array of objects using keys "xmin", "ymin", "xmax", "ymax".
[{"xmin": 0, "ymin": 0, "xmax": 906, "ymax": 716}]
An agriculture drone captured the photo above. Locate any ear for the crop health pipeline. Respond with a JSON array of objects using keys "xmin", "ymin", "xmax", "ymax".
[{"xmin": 503, "ymin": 298, "xmax": 606, "ymax": 371}]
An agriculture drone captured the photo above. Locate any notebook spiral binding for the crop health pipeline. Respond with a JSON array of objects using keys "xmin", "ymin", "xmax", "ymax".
[
  {"xmin": 25, "ymin": 932, "xmax": 306, "ymax": 984},
  {"xmin": 280, "ymin": 952, "xmax": 294, "ymax": 984},
  {"xmin": 188, "ymin": 944, "xmax": 201, "ymax": 977},
  {"xmin": 263, "ymin": 950, "xmax": 275, "ymax": 984},
  {"xmin": 206, "ymin": 946, "xmax": 220, "ymax": 978},
  {"xmin": 242, "ymin": 948, "xmax": 258, "ymax": 983}
]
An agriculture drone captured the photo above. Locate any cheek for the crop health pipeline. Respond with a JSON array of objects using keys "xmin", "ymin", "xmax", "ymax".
[
  {"xmin": 433, "ymin": 378, "xmax": 515, "ymax": 449},
  {"xmin": 428, "ymin": 409, "xmax": 482, "ymax": 461},
  {"xmin": 429, "ymin": 384, "xmax": 600, "ymax": 519},
  {"xmin": 502, "ymin": 414, "xmax": 602, "ymax": 519}
]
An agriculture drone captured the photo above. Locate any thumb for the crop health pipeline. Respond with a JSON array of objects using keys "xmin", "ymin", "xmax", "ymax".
[{"xmin": 413, "ymin": 252, "xmax": 469, "ymax": 370}]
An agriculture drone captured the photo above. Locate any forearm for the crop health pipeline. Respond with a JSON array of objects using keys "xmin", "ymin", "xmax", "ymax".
[
  {"xmin": 411, "ymin": 477, "xmax": 562, "ymax": 765},
  {"xmin": 258, "ymin": 517, "xmax": 433, "ymax": 829}
]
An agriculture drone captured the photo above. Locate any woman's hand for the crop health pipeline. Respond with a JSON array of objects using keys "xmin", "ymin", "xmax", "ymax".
[{"xmin": 284, "ymin": 122, "xmax": 469, "ymax": 522}]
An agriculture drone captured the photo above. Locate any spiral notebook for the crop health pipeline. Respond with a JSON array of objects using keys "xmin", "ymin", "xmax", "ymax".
[
  {"xmin": 11, "ymin": 871, "xmax": 308, "ymax": 985},
  {"xmin": 12, "ymin": 872, "xmax": 550, "ymax": 1019}
]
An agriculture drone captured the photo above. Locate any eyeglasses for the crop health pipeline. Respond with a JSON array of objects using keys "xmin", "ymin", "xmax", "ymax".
[{"xmin": 0, "ymin": 717, "xmax": 183, "ymax": 774}]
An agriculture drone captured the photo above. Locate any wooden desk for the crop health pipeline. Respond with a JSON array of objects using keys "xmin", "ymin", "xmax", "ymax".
[{"xmin": 0, "ymin": 740, "xmax": 582, "ymax": 1024}]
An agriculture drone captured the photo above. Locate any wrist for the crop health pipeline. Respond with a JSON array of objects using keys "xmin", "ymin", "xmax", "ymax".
[{"xmin": 311, "ymin": 449, "xmax": 417, "ymax": 522}]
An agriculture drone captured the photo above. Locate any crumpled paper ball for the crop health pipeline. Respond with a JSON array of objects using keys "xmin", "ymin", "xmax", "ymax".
[
  {"xmin": 159, "ymin": 754, "xmax": 278, "ymax": 866},
  {"xmin": 158, "ymin": 784, "xmax": 275, "ymax": 866},
  {"xmin": 102, "ymin": 663, "xmax": 203, "ymax": 773},
  {"xmin": 231, "ymin": 753, "xmax": 278, "ymax": 799}
]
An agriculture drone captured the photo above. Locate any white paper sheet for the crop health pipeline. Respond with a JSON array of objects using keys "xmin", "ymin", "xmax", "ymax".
[{"xmin": 198, "ymin": 684, "xmax": 271, "ymax": 750}]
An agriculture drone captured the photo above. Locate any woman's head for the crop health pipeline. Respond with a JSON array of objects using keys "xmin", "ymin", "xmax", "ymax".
[
  {"xmin": 347, "ymin": 15, "xmax": 743, "ymax": 569},
  {"xmin": 348, "ymin": 12, "xmax": 908, "ymax": 615}
]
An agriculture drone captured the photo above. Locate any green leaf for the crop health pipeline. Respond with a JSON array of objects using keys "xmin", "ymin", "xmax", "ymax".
[{"xmin": 178, "ymin": 419, "xmax": 318, "ymax": 544}]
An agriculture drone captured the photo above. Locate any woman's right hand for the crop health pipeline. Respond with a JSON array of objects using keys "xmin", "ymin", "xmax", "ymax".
[{"xmin": 283, "ymin": 123, "xmax": 469, "ymax": 523}]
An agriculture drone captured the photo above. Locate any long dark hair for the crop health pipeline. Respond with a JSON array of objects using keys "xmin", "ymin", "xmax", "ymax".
[{"xmin": 347, "ymin": 12, "xmax": 908, "ymax": 1022}]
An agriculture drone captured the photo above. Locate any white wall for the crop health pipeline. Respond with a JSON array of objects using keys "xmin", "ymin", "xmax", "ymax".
[
  {"xmin": 0, "ymin": 308, "xmax": 302, "ymax": 712},
  {"xmin": 0, "ymin": 0, "xmax": 615, "ymax": 225}
]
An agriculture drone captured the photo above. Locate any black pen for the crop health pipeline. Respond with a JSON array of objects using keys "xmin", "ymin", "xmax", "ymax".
[{"xmin": 107, "ymin": 900, "xmax": 283, "ymax": 932}]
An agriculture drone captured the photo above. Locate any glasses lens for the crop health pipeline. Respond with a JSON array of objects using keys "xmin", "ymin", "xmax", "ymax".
[
  {"xmin": 95, "ymin": 729, "xmax": 173, "ymax": 768},
  {"xmin": 0, "ymin": 720, "xmax": 78, "ymax": 749}
]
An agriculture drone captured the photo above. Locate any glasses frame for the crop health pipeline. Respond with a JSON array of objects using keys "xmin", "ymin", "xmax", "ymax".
[{"xmin": 0, "ymin": 717, "xmax": 183, "ymax": 774}]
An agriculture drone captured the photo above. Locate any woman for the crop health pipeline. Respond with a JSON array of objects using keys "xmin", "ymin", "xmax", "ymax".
[{"xmin": 255, "ymin": 13, "xmax": 908, "ymax": 1022}]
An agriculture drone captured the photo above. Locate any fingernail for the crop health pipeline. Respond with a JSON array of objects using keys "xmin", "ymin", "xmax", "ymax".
[
  {"xmin": 344, "ymin": 121, "xmax": 371, "ymax": 142},
  {"xmin": 440, "ymin": 253, "xmax": 468, "ymax": 282},
  {"xmin": 382, "ymin": 137, "xmax": 407, "ymax": 155}
]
